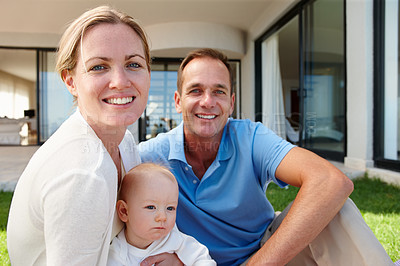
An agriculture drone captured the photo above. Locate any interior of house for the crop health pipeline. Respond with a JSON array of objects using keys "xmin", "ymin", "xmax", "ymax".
[{"xmin": 0, "ymin": 49, "xmax": 37, "ymax": 145}]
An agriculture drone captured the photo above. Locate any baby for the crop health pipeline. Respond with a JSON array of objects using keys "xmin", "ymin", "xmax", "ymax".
[{"xmin": 107, "ymin": 163, "xmax": 216, "ymax": 266}]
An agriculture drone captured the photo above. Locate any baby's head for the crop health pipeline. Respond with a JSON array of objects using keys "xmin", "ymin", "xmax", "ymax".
[{"xmin": 117, "ymin": 163, "xmax": 179, "ymax": 249}]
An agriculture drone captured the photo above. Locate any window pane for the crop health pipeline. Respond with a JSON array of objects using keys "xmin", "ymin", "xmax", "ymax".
[
  {"xmin": 146, "ymin": 62, "xmax": 181, "ymax": 139},
  {"xmin": 39, "ymin": 51, "xmax": 74, "ymax": 142},
  {"xmin": 302, "ymin": 0, "xmax": 345, "ymax": 156},
  {"xmin": 383, "ymin": 0, "xmax": 399, "ymax": 160}
]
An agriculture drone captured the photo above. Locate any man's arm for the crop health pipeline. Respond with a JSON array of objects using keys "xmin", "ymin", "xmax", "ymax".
[{"xmin": 247, "ymin": 147, "xmax": 354, "ymax": 265}]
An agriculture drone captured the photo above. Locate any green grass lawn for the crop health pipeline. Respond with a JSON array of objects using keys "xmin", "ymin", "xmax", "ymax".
[
  {"xmin": 0, "ymin": 176, "xmax": 399, "ymax": 263},
  {"xmin": 266, "ymin": 176, "xmax": 400, "ymax": 262},
  {"xmin": 0, "ymin": 192, "xmax": 12, "ymax": 265}
]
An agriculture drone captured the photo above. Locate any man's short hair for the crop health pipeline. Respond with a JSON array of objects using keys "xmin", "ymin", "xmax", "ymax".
[{"xmin": 177, "ymin": 48, "xmax": 234, "ymax": 95}]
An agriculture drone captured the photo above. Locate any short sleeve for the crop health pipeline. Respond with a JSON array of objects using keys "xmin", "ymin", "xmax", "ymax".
[{"xmin": 251, "ymin": 122, "xmax": 295, "ymax": 188}]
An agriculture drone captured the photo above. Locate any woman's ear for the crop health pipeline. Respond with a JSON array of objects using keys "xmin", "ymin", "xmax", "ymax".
[
  {"xmin": 116, "ymin": 200, "xmax": 129, "ymax": 222},
  {"xmin": 61, "ymin": 69, "xmax": 77, "ymax": 97}
]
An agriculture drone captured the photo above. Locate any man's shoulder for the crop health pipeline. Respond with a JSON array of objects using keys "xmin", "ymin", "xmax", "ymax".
[
  {"xmin": 226, "ymin": 118, "xmax": 263, "ymax": 135},
  {"xmin": 138, "ymin": 127, "xmax": 181, "ymax": 158}
]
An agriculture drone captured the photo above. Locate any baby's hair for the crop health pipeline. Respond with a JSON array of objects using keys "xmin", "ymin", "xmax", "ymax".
[{"xmin": 119, "ymin": 163, "xmax": 177, "ymax": 201}]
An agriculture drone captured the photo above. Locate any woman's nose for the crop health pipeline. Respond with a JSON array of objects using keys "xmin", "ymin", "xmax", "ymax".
[{"xmin": 109, "ymin": 67, "xmax": 131, "ymax": 89}]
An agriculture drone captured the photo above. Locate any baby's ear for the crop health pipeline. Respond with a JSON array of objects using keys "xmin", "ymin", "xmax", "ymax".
[{"xmin": 116, "ymin": 200, "xmax": 129, "ymax": 222}]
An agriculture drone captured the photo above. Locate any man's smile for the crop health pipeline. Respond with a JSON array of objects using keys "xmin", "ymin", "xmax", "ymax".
[{"xmin": 196, "ymin": 114, "xmax": 217, "ymax": 119}]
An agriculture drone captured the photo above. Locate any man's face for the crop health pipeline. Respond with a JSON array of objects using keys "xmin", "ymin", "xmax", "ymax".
[{"xmin": 174, "ymin": 57, "xmax": 235, "ymax": 142}]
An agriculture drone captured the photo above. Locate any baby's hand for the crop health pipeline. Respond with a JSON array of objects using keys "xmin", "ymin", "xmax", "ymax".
[{"xmin": 140, "ymin": 252, "xmax": 183, "ymax": 266}]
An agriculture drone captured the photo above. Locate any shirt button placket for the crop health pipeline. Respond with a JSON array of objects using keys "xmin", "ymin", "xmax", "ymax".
[{"xmin": 184, "ymin": 165, "xmax": 198, "ymax": 185}]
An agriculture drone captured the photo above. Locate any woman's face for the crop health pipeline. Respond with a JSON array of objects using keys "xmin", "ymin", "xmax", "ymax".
[{"xmin": 63, "ymin": 23, "xmax": 150, "ymax": 131}]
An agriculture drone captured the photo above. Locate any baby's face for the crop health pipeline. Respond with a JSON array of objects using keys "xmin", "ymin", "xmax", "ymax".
[{"xmin": 123, "ymin": 172, "xmax": 178, "ymax": 249}]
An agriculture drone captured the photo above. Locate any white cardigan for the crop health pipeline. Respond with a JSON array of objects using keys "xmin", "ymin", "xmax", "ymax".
[
  {"xmin": 107, "ymin": 225, "xmax": 216, "ymax": 266},
  {"xmin": 7, "ymin": 110, "xmax": 140, "ymax": 266}
]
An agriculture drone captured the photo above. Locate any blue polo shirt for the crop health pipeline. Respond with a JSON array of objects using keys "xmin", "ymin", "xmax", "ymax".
[{"xmin": 138, "ymin": 119, "xmax": 294, "ymax": 265}]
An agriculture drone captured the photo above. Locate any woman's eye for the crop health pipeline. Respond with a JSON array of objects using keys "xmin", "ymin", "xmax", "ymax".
[
  {"xmin": 127, "ymin": 62, "xmax": 141, "ymax": 69},
  {"xmin": 145, "ymin": 205, "xmax": 155, "ymax": 210},
  {"xmin": 90, "ymin": 65, "xmax": 105, "ymax": 71}
]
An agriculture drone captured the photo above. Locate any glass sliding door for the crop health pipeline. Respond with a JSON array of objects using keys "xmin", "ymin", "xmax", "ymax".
[
  {"xmin": 301, "ymin": 0, "xmax": 346, "ymax": 159},
  {"xmin": 255, "ymin": 0, "xmax": 346, "ymax": 161},
  {"xmin": 38, "ymin": 50, "xmax": 74, "ymax": 143},
  {"xmin": 374, "ymin": 0, "xmax": 400, "ymax": 171},
  {"xmin": 260, "ymin": 16, "xmax": 300, "ymax": 140}
]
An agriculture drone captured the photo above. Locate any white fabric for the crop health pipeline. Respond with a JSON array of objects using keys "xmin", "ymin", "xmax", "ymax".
[
  {"xmin": 107, "ymin": 225, "xmax": 216, "ymax": 266},
  {"xmin": 7, "ymin": 110, "xmax": 141, "ymax": 266},
  {"xmin": 262, "ymin": 34, "xmax": 286, "ymax": 139},
  {"xmin": 285, "ymin": 118, "xmax": 299, "ymax": 143},
  {"xmin": 241, "ymin": 199, "xmax": 394, "ymax": 265},
  {"xmin": 0, "ymin": 71, "xmax": 30, "ymax": 119}
]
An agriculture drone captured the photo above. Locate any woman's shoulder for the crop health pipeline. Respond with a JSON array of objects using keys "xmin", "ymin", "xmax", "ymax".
[{"xmin": 27, "ymin": 118, "xmax": 111, "ymax": 180}]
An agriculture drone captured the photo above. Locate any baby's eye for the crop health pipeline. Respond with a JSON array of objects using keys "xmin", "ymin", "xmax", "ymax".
[
  {"xmin": 167, "ymin": 206, "xmax": 176, "ymax": 211},
  {"xmin": 145, "ymin": 205, "xmax": 155, "ymax": 210}
]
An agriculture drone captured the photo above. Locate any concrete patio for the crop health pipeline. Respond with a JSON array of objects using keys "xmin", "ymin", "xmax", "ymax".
[{"xmin": 0, "ymin": 145, "xmax": 399, "ymax": 192}]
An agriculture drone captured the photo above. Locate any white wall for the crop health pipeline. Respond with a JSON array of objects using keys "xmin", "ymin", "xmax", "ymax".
[
  {"xmin": 0, "ymin": 32, "xmax": 60, "ymax": 48},
  {"xmin": 345, "ymin": 0, "xmax": 374, "ymax": 170},
  {"xmin": 146, "ymin": 22, "xmax": 245, "ymax": 59}
]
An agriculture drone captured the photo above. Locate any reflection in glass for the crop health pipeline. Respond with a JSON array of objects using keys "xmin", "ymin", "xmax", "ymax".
[
  {"xmin": 39, "ymin": 51, "xmax": 74, "ymax": 142},
  {"xmin": 302, "ymin": 0, "xmax": 345, "ymax": 155},
  {"xmin": 145, "ymin": 62, "xmax": 181, "ymax": 140}
]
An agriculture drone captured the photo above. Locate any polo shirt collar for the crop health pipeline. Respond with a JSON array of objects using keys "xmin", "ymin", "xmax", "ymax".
[
  {"xmin": 167, "ymin": 119, "xmax": 233, "ymax": 163},
  {"xmin": 168, "ymin": 122, "xmax": 187, "ymax": 162}
]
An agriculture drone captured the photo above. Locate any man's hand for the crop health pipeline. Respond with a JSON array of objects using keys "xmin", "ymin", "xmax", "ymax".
[{"xmin": 140, "ymin": 252, "xmax": 183, "ymax": 266}]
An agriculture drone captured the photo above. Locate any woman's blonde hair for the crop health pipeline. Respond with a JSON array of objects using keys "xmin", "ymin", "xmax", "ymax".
[{"xmin": 56, "ymin": 5, "xmax": 151, "ymax": 80}]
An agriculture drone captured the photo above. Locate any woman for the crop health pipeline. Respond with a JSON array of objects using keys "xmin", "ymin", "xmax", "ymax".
[{"xmin": 7, "ymin": 6, "xmax": 152, "ymax": 265}]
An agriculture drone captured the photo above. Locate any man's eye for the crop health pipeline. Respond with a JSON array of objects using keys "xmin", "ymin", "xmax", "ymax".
[
  {"xmin": 189, "ymin": 89, "xmax": 200, "ymax": 93},
  {"xmin": 215, "ymin": 90, "xmax": 226, "ymax": 95},
  {"xmin": 145, "ymin": 206, "xmax": 155, "ymax": 210}
]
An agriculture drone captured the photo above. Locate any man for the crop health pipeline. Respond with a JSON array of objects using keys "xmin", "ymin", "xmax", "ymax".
[{"xmin": 139, "ymin": 48, "xmax": 393, "ymax": 265}]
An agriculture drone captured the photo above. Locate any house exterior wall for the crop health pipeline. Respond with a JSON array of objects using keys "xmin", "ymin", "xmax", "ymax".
[
  {"xmin": 345, "ymin": 0, "xmax": 375, "ymax": 170},
  {"xmin": 1, "ymin": 0, "xmax": 400, "ymax": 183}
]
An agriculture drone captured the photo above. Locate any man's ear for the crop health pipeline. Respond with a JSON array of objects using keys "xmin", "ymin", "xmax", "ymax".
[
  {"xmin": 61, "ymin": 69, "xmax": 78, "ymax": 97},
  {"xmin": 116, "ymin": 200, "xmax": 129, "ymax": 222},
  {"xmin": 230, "ymin": 92, "xmax": 236, "ymax": 116},
  {"xmin": 174, "ymin": 91, "xmax": 182, "ymax": 114}
]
